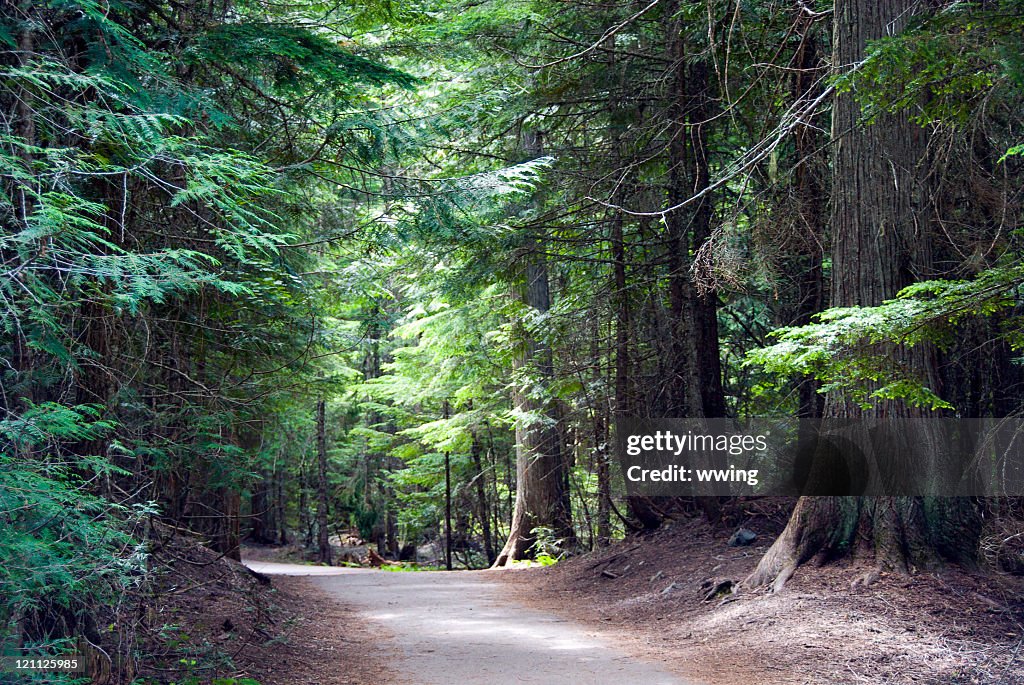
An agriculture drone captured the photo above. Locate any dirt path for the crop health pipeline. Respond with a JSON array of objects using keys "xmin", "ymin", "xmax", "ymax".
[
  {"xmin": 244, "ymin": 560, "xmax": 353, "ymax": 576},
  {"xmin": 243, "ymin": 561, "xmax": 694, "ymax": 685}
]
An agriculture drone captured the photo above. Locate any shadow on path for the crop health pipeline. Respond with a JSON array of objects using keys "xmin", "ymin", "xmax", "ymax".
[{"xmin": 242, "ymin": 560, "xmax": 693, "ymax": 685}]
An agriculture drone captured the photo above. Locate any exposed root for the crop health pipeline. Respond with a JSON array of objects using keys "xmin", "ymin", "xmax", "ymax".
[
  {"xmin": 744, "ymin": 546, "xmax": 800, "ymax": 593},
  {"xmin": 851, "ymin": 567, "xmax": 882, "ymax": 589},
  {"xmin": 743, "ymin": 497, "xmax": 840, "ymax": 592},
  {"xmin": 772, "ymin": 561, "xmax": 798, "ymax": 593},
  {"xmin": 701, "ymin": 578, "xmax": 737, "ymax": 602},
  {"xmin": 745, "ymin": 496, "xmax": 978, "ymax": 593}
]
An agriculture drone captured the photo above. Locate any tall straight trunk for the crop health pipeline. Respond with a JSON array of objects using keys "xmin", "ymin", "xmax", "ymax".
[
  {"xmin": 683, "ymin": 55, "xmax": 725, "ymax": 525},
  {"xmin": 444, "ymin": 449, "xmax": 453, "ymax": 570},
  {"xmin": 298, "ymin": 457, "xmax": 312, "ymax": 547},
  {"xmin": 615, "ymin": 211, "xmax": 660, "ymax": 530},
  {"xmin": 275, "ymin": 460, "xmax": 288, "ymax": 544},
  {"xmin": 494, "ymin": 129, "xmax": 574, "ymax": 565},
  {"xmin": 471, "ymin": 428, "xmax": 496, "ymax": 564},
  {"xmin": 747, "ymin": 0, "xmax": 980, "ymax": 591},
  {"xmin": 249, "ymin": 469, "xmax": 273, "ymax": 544},
  {"xmin": 663, "ymin": 0, "xmax": 720, "ymax": 420},
  {"xmin": 662, "ymin": 2, "xmax": 723, "ymax": 525},
  {"xmin": 316, "ymin": 398, "xmax": 332, "ymax": 565},
  {"xmin": 606, "ymin": 37, "xmax": 655, "ymax": 530},
  {"xmin": 592, "ymin": 322, "xmax": 611, "ymax": 547},
  {"xmin": 494, "ymin": 244, "xmax": 574, "ymax": 564},
  {"xmin": 792, "ymin": 1, "xmax": 826, "ymax": 419},
  {"xmin": 443, "ymin": 400, "xmax": 453, "ymax": 570},
  {"xmin": 686, "ymin": 59, "xmax": 726, "ymax": 420},
  {"xmin": 664, "ymin": 15, "xmax": 701, "ymax": 419}
]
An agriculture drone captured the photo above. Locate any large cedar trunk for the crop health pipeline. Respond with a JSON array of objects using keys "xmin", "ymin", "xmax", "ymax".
[
  {"xmin": 684, "ymin": 57, "xmax": 726, "ymax": 420},
  {"xmin": 494, "ymin": 243, "xmax": 574, "ymax": 565},
  {"xmin": 494, "ymin": 129, "xmax": 574, "ymax": 565},
  {"xmin": 628, "ymin": 3, "xmax": 723, "ymax": 528},
  {"xmin": 747, "ymin": 0, "xmax": 980, "ymax": 591}
]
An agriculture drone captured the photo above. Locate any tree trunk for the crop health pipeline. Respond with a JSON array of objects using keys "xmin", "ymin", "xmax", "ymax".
[
  {"xmin": 275, "ymin": 461, "xmax": 288, "ymax": 544},
  {"xmin": 791, "ymin": 2, "xmax": 827, "ymax": 422},
  {"xmin": 593, "ymin": 365, "xmax": 611, "ymax": 547},
  {"xmin": 494, "ymin": 245, "xmax": 574, "ymax": 564},
  {"xmin": 443, "ymin": 399, "xmax": 454, "ymax": 570},
  {"xmin": 471, "ymin": 428, "xmax": 496, "ymax": 564},
  {"xmin": 316, "ymin": 398, "xmax": 332, "ymax": 565},
  {"xmin": 664, "ymin": 0, "xmax": 708, "ymax": 421},
  {"xmin": 299, "ymin": 458, "xmax": 312, "ymax": 548},
  {"xmin": 494, "ymin": 129, "xmax": 574, "ymax": 565},
  {"xmin": 248, "ymin": 469, "xmax": 272, "ymax": 544},
  {"xmin": 685, "ymin": 58, "xmax": 726, "ymax": 420},
  {"xmin": 220, "ymin": 488, "xmax": 241, "ymax": 562},
  {"xmin": 660, "ymin": 2, "xmax": 723, "ymax": 526},
  {"xmin": 747, "ymin": 0, "xmax": 980, "ymax": 591},
  {"xmin": 613, "ymin": 207, "xmax": 660, "ymax": 530},
  {"xmin": 444, "ymin": 448, "xmax": 453, "ymax": 570}
]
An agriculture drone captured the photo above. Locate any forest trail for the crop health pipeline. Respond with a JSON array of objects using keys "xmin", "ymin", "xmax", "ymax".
[{"xmin": 243, "ymin": 561, "xmax": 692, "ymax": 685}]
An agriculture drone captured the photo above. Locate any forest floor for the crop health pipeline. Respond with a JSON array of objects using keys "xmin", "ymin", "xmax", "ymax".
[{"xmin": 502, "ymin": 503, "xmax": 1024, "ymax": 685}]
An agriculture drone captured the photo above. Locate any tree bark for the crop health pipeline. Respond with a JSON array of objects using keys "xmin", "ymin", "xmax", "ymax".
[
  {"xmin": 248, "ymin": 468, "xmax": 273, "ymax": 544},
  {"xmin": 494, "ymin": 243, "xmax": 574, "ymax": 564},
  {"xmin": 593, "ymin": 370, "xmax": 611, "ymax": 547},
  {"xmin": 444, "ymin": 448, "xmax": 453, "ymax": 570},
  {"xmin": 275, "ymin": 460, "xmax": 288, "ymax": 544},
  {"xmin": 494, "ymin": 129, "xmax": 574, "ymax": 565},
  {"xmin": 685, "ymin": 58, "xmax": 726, "ymax": 420},
  {"xmin": 316, "ymin": 398, "xmax": 332, "ymax": 565},
  {"xmin": 664, "ymin": 1, "xmax": 710, "ymax": 421},
  {"xmin": 444, "ymin": 399, "xmax": 454, "ymax": 570},
  {"xmin": 747, "ymin": 0, "xmax": 980, "ymax": 591},
  {"xmin": 791, "ymin": 0, "xmax": 827, "ymax": 372},
  {"xmin": 299, "ymin": 457, "xmax": 312, "ymax": 547},
  {"xmin": 613, "ymin": 207, "xmax": 661, "ymax": 530},
  {"xmin": 471, "ymin": 427, "xmax": 496, "ymax": 564}
]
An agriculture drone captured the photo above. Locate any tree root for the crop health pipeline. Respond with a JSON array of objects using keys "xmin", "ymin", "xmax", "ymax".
[
  {"xmin": 743, "ymin": 522, "xmax": 806, "ymax": 593},
  {"xmin": 851, "ymin": 567, "xmax": 882, "ymax": 588}
]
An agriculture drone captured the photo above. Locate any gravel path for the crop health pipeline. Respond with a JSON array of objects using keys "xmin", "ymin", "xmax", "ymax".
[
  {"xmin": 244, "ymin": 560, "xmax": 352, "ymax": 576},
  {"xmin": 243, "ymin": 561, "xmax": 691, "ymax": 685}
]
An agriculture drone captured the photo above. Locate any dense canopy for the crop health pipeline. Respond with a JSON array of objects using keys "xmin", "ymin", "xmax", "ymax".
[{"xmin": 2, "ymin": 0, "xmax": 1024, "ymax": 680}]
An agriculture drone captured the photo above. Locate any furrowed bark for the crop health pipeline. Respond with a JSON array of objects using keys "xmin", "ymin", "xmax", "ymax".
[{"xmin": 747, "ymin": 0, "xmax": 980, "ymax": 591}]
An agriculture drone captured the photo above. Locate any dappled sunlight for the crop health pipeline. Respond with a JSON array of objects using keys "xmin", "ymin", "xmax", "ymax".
[{"xmin": 307, "ymin": 565, "xmax": 691, "ymax": 684}]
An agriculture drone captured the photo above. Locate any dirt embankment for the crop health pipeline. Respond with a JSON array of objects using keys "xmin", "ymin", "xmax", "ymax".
[
  {"xmin": 502, "ymin": 502, "xmax": 1024, "ymax": 685},
  {"xmin": 121, "ymin": 530, "xmax": 386, "ymax": 685}
]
